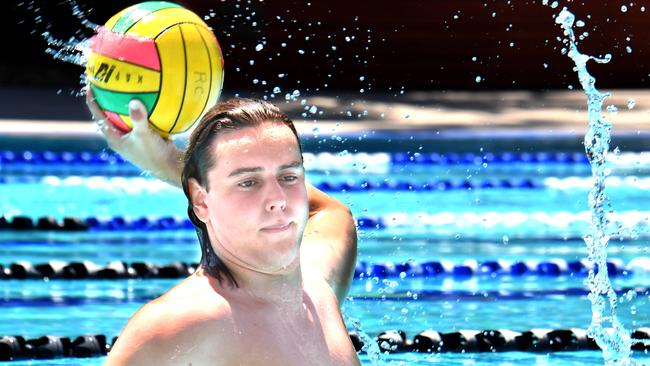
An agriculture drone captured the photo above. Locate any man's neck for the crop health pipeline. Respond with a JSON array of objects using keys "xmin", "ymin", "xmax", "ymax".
[
  {"xmin": 233, "ymin": 262, "xmax": 304, "ymax": 305},
  {"xmin": 201, "ymin": 254, "xmax": 305, "ymax": 311}
]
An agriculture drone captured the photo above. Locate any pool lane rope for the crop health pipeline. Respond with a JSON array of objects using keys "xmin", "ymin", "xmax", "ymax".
[
  {"xmin": 2, "ymin": 211, "xmax": 650, "ymax": 234},
  {"xmin": 2, "ymin": 328, "xmax": 650, "ymax": 360},
  {"xmin": 5, "ymin": 175, "xmax": 650, "ymax": 192},
  {"xmin": 3, "ymin": 150, "xmax": 650, "ymax": 173},
  {"xmin": 2, "ymin": 258, "xmax": 649, "ymax": 280},
  {"xmin": 0, "ymin": 150, "xmax": 591, "ymax": 165},
  {"xmin": 4, "ymin": 286, "xmax": 650, "ymax": 306},
  {"xmin": 1, "ymin": 175, "xmax": 550, "ymax": 191}
]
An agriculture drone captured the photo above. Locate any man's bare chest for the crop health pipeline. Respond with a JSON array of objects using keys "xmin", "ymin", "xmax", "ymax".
[{"xmin": 209, "ymin": 307, "xmax": 357, "ymax": 365}]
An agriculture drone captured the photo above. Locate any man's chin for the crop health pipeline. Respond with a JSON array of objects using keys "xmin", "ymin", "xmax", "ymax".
[{"xmin": 263, "ymin": 249, "xmax": 301, "ymax": 274}]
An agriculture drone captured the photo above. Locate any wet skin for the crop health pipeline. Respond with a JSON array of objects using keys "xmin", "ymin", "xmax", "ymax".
[{"xmin": 104, "ymin": 122, "xmax": 360, "ymax": 365}]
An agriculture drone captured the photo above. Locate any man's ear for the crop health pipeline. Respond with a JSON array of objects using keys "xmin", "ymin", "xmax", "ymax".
[{"xmin": 189, "ymin": 178, "xmax": 209, "ymax": 222}]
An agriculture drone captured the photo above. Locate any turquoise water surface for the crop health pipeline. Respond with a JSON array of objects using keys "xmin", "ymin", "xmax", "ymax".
[{"xmin": 1, "ymin": 145, "xmax": 650, "ymax": 365}]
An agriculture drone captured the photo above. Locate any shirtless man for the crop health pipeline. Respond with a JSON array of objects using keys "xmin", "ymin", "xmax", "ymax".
[{"xmin": 87, "ymin": 95, "xmax": 361, "ymax": 365}]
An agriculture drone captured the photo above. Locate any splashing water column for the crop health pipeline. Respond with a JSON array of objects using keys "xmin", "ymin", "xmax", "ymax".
[{"xmin": 555, "ymin": 7, "xmax": 639, "ymax": 366}]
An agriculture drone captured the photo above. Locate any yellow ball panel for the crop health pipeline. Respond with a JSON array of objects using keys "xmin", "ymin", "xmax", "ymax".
[
  {"xmin": 86, "ymin": 53, "xmax": 161, "ymax": 93},
  {"xmin": 169, "ymin": 24, "xmax": 215, "ymax": 134},
  {"xmin": 193, "ymin": 25, "xmax": 225, "ymax": 133},
  {"xmin": 148, "ymin": 25, "xmax": 186, "ymax": 133},
  {"xmin": 125, "ymin": 8, "xmax": 208, "ymax": 39}
]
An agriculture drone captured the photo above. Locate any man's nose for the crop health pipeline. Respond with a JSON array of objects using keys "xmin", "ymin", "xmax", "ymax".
[{"xmin": 265, "ymin": 180, "xmax": 287, "ymax": 212}]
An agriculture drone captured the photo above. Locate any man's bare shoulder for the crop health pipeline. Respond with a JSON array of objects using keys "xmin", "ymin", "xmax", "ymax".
[{"xmin": 105, "ymin": 273, "xmax": 235, "ymax": 365}]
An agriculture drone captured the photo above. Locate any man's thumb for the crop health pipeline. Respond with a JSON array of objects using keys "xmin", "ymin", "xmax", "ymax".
[{"xmin": 128, "ymin": 99, "xmax": 150, "ymax": 132}]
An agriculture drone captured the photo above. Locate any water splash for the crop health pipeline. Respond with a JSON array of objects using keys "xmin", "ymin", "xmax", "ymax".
[
  {"xmin": 343, "ymin": 312, "xmax": 385, "ymax": 365},
  {"xmin": 66, "ymin": 0, "xmax": 99, "ymax": 32},
  {"xmin": 554, "ymin": 7, "xmax": 641, "ymax": 366},
  {"xmin": 19, "ymin": 0, "xmax": 96, "ymax": 89}
]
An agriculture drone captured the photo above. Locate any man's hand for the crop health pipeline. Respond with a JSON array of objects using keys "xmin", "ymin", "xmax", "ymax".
[{"xmin": 86, "ymin": 89, "xmax": 184, "ymax": 187}]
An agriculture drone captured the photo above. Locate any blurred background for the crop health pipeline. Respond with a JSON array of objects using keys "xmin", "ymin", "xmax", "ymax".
[{"xmin": 2, "ymin": 0, "xmax": 649, "ymax": 121}]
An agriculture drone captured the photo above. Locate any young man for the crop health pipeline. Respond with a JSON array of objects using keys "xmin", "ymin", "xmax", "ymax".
[{"xmin": 87, "ymin": 94, "xmax": 360, "ymax": 365}]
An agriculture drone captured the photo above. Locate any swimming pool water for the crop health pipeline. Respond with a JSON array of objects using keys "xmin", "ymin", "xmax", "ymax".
[{"xmin": 2, "ymin": 146, "xmax": 650, "ymax": 365}]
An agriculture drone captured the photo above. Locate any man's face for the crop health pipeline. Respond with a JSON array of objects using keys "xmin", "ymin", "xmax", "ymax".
[{"xmin": 199, "ymin": 122, "xmax": 308, "ymax": 274}]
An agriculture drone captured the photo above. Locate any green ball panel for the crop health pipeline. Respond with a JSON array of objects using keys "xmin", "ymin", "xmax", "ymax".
[
  {"xmin": 90, "ymin": 84, "xmax": 159, "ymax": 116},
  {"xmin": 111, "ymin": 1, "xmax": 183, "ymax": 34}
]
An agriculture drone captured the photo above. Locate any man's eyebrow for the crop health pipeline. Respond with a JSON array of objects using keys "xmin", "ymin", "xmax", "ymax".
[
  {"xmin": 227, "ymin": 161, "xmax": 303, "ymax": 177},
  {"xmin": 228, "ymin": 167, "xmax": 262, "ymax": 177},
  {"xmin": 279, "ymin": 161, "xmax": 304, "ymax": 170}
]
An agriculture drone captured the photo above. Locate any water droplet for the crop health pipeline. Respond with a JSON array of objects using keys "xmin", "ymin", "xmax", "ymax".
[
  {"xmin": 255, "ymin": 43, "xmax": 264, "ymax": 51},
  {"xmin": 502, "ymin": 235, "xmax": 509, "ymax": 245},
  {"xmin": 606, "ymin": 105, "xmax": 618, "ymax": 114},
  {"xmin": 359, "ymin": 76, "xmax": 365, "ymax": 81},
  {"xmin": 475, "ymin": 76, "xmax": 482, "ymax": 83},
  {"xmin": 273, "ymin": 86, "xmax": 281, "ymax": 94},
  {"xmin": 298, "ymin": 49, "xmax": 305, "ymax": 54},
  {"xmin": 550, "ymin": 1, "xmax": 559, "ymax": 9},
  {"xmin": 621, "ymin": 5, "xmax": 628, "ymax": 12},
  {"xmin": 309, "ymin": 106, "xmax": 318, "ymax": 114},
  {"xmin": 627, "ymin": 99, "xmax": 636, "ymax": 109},
  {"xmin": 626, "ymin": 46, "xmax": 632, "ymax": 53},
  {"xmin": 471, "ymin": 56, "xmax": 477, "ymax": 61}
]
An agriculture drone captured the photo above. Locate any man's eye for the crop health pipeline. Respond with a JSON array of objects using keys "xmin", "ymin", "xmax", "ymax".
[
  {"xmin": 238, "ymin": 180, "xmax": 256, "ymax": 188},
  {"xmin": 282, "ymin": 175, "xmax": 298, "ymax": 182}
]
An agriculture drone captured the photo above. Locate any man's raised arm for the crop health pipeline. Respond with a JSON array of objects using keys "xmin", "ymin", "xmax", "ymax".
[
  {"xmin": 301, "ymin": 185, "xmax": 358, "ymax": 303},
  {"xmin": 87, "ymin": 91, "xmax": 184, "ymax": 187}
]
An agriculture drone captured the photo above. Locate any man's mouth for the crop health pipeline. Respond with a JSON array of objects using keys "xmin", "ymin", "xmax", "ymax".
[{"xmin": 260, "ymin": 222, "xmax": 292, "ymax": 233}]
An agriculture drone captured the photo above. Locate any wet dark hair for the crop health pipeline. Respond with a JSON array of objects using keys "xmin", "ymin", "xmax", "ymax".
[{"xmin": 181, "ymin": 97, "xmax": 302, "ymax": 288}]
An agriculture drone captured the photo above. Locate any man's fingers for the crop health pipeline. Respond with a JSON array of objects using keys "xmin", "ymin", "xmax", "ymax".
[
  {"xmin": 97, "ymin": 119, "xmax": 126, "ymax": 148},
  {"xmin": 87, "ymin": 87, "xmax": 125, "ymax": 146},
  {"xmin": 85, "ymin": 88, "xmax": 107, "ymax": 122}
]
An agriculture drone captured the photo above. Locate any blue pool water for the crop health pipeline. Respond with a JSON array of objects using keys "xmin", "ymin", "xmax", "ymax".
[{"xmin": 1, "ymin": 139, "xmax": 650, "ymax": 365}]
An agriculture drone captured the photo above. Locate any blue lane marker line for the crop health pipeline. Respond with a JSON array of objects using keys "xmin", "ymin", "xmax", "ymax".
[
  {"xmin": 1, "ymin": 286, "xmax": 648, "ymax": 305},
  {"xmin": 0, "ymin": 258, "xmax": 642, "ymax": 280},
  {"xmin": 1, "ymin": 150, "xmax": 590, "ymax": 166}
]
